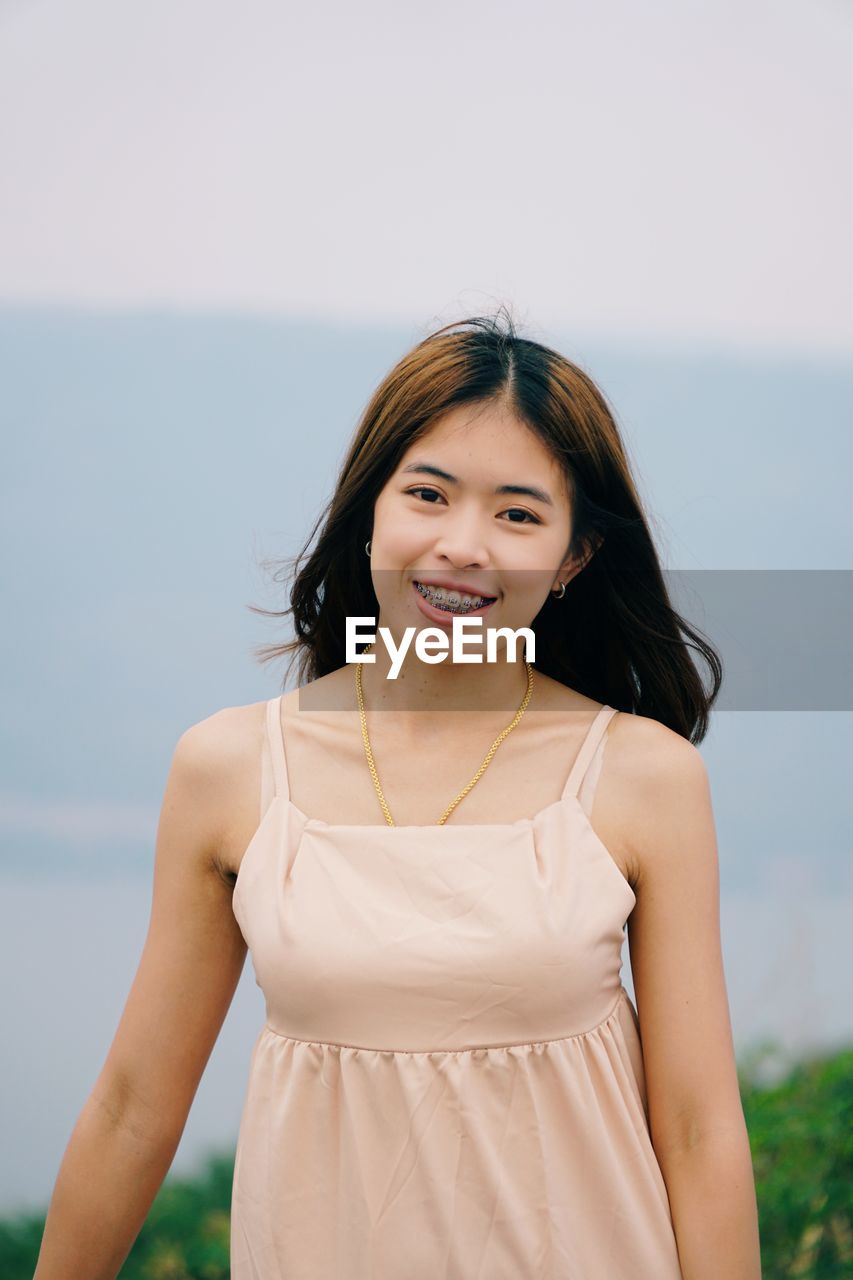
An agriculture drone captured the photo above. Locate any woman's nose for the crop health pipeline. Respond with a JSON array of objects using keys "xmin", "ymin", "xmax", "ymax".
[{"xmin": 431, "ymin": 512, "xmax": 491, "ymax": 568}]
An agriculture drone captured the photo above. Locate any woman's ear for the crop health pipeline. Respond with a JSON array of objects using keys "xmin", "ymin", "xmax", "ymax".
[{"xmin": 559, "ymin": 532, "xmax": 604, "ymax": 585}]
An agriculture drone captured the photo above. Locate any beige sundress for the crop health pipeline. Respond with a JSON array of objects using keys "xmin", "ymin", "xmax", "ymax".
[{"xmin": 229, "ymin": 695, "xmax": 684, "ymax": 1278}]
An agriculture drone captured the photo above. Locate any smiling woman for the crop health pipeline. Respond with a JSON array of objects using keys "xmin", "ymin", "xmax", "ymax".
[
  {"xmin": 34, "ymin": 310, "xmax": 761, "ymax": 1280},
  {"xmin": 255, "ymin": 313, "xmax": 720, "ymax": 736}
]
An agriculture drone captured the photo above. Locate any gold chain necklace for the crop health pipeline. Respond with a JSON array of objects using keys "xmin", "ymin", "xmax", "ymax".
[{"xmin": 355, "ymin": 641, "xmax": 535, "ymax": 826}]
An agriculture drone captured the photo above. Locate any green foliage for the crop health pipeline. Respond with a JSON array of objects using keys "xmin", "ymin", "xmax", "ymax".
[
  {"xmin": 2, "ymin": 1046, "xmax": 851, "ymax": 1279},
  {"xmin": 0, "ymin": 1211, "xmax": 46, "ymax": 1276},
  {"xmin": 119, "ymin": 1152, "xmax": 234, "ymax": 1279},
  {"xmin": 0, "ymin": 1150, "xmax": 234, "ymax": 1280},
  {"xmin": 738, "ymin": 1044, "xmax": 853, "ymax": 1278}
]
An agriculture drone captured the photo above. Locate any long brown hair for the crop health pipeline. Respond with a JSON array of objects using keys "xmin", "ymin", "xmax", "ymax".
[{"xmin": 249, "ymin": 309, "xmax": 722, "ymax": 743}]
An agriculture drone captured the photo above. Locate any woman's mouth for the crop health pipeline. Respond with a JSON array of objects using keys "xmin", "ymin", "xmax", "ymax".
[{"xmin": 412, "ymin": 580, "xmax": 497, "ymax": 625}]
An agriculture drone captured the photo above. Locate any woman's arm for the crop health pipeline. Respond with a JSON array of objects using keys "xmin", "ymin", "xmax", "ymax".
[
  {"xmin": 33, "ymin": 708, "xmax": 259, "ymax": 1280},
  {"xmin": 617, "ymin": 719, "xmax": 762, "ymax": 1280}
]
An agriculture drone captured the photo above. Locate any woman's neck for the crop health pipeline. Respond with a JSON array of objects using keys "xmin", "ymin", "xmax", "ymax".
[{"xmin": 357, "ymin": 639, "xmax": 534, "ymax": 723}]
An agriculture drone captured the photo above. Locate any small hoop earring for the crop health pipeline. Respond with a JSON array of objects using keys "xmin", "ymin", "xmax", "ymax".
[
  {"xmin": 551, "ymin": 581, "xmax": 566, "ymax": 599},
  {"xmin": 365, "ymin": 540, "xmax": 372, "ymax": 557}
]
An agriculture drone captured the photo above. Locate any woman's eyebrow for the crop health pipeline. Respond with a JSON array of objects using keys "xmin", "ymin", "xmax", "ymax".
[{"xmin": 400, "ymin": 462, "xmax": 554, "ymax": 506}]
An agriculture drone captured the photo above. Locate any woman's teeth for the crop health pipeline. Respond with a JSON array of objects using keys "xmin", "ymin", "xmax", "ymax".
[{"xmin": 414, "ymin": 582, "xmax": 494, "ymax": 613}]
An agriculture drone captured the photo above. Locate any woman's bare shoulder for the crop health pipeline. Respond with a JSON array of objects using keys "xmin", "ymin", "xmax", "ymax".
[
  {"xmin": 176, "ymin": 698, "xmax": 273, "ymax": 880},
  {"xmin": 606, "ymin": 706, "xmax": 701, "ymax": 779},
  {"xmin": 597, "ymin": 708, "xmax": 706, "ymax": 884},
  {"xmin": 178, "ymin": 697, "xmax": 269, "ymax": 769}
]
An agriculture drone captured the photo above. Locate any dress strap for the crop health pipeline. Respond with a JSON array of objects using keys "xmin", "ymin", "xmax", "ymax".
[
  {"xmin": 561, "ymin": 705, "xmax": 618, "ymax": 802},
  {"xmin": 264, "ymin": 695, "xmax": 290, "ymax": 803}
]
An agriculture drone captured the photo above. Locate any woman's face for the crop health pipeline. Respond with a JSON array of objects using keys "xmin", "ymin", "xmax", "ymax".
[{"xmin": 369, "ymin": 402, "xmax": 580, "ymax": 647}]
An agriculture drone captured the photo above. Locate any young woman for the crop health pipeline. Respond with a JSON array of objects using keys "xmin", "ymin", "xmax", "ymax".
[{"xmin": 35, "ymin": 314, "xmax": 762, "ymax": 1279}]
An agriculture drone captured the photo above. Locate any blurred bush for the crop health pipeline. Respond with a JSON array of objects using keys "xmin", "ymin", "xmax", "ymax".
[
  {"xmin": 739, "ymin": 1044, "xmax": 853, "ymax": 1277},
  {"xmin": 0, "ymin": 1151, "xmax": 234, "ymax": 1280}
]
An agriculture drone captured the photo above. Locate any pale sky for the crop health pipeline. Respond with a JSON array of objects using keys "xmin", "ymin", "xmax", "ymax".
[{"xmin": 1, "ymin": 0, "xmax": 852, "ymax": 355}]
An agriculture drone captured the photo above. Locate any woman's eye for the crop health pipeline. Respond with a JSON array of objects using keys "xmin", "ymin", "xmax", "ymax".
[
  {"xmin": 405, "ymin": 487, "xmax": 540, "ymax": 524},
  {"xmin": 407, "ymin": 486, "xmax": 444, "ymax": 505}
]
